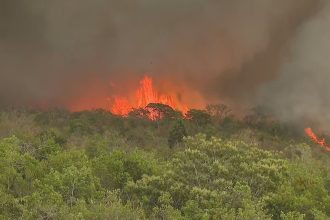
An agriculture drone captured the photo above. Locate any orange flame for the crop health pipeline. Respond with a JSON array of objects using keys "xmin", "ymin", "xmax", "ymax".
[
  {"xmin": 111, "ymin": 75, "xmax": 188, "ymax": 117},
  {"xmin": 111, "ymin": 97, "xmax": 131, "ymax": 115},
  {"xmin": 135, "ymin": 76, "xmax": 176, "ymax": 108},
  {"xmin": 66, "ymin": 74, "xmax": 204, "ymax": 118},
  {"xmin": 305, "ymin": 127, "xmax": 330, "ymax": 151}
]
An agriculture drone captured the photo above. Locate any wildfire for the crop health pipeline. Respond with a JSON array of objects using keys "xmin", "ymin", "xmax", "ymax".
[
  {"xmin": 111, "ymin": 75, "xmax": 188, "ymax": 117},
  {"xmin": 135, "ymin": 76, "xmax": 176, "ymax": 109},
  {"xmin": 111, "ymin": 97, "xmax": 131, "ymax": 115},
  {"xmin": 305, "ymin": 127, "xmax": 330, "ymax": 151},
  {"xmin": 66, "ymin": 74, "xmax": 204, "ymax": 119}
]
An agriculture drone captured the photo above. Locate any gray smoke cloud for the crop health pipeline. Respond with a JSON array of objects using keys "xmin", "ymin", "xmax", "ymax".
[
  {"xmin": 1, "ymin": 0, "xmax": 328, "ymax": 130},
  {"xmin": 259, "ymin": 0, "xmax": 330, "ymax": 132}
]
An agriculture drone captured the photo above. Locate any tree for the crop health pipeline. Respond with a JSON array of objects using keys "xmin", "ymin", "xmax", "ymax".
[
  {"xmin": 31, "ymin": 130, "xmax": 63, "ymax": 160},
  {"xmin": 39, "ymin": 165, "xmax": 103, "ymax": 207},
  {"xmin": 206, "ymin": 104, "xmax": 232, "ymax": 122},
  {"xmin": 1, "ymin": 107, "xmax": 330, "ymax": 219},
  {"xmin": 185, "ymin": 109, "xmax": 211, "ymax": 127},
  {"xmin": 22, "ymin": 184, "xmax": 67, "ymax": 219},
  {"xmin": 127, "ymin": 135, "xmax": 285, "ymax": 219},
  {"xmin": 243, "ymin": 106, "xmax": 274, "ymax": 128},
  {"xmin": 0, "ymin": 188, "xmax": 23, "ymax": 219},
  {"xmin": 92, "ymin": 150, "xmax": 159, "ymax": 190},
  {"xmin": 128, "ymin": 108, "xmax": 150, "ymax": 120},
  {"xmin": 168, "ymin": 120, "xmax": 187, "ymax": 148},
  {"xmin": 265, "ymin": 160, "xmax": 330, "ymax": 219},
  {"xmin": 146, "ymin": 103, "xmax": 182, "ymax": 120},
  {"xmin": 92, "ymin": 151, "xmax": 130, "ymax": 190}
]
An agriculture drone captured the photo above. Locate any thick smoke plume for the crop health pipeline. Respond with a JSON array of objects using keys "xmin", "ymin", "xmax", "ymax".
[
  {"xmin": 260, "ymin": 0, "xmax": 330, "ymax": 132},
  {"xmin": 1, "ymin": 0, "xmax": 329, "ymax": 130}
]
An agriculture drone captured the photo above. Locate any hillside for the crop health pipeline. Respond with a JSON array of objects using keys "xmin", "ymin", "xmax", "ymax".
[{"xmin": 0, "ymin": 106, "xmax": 329, "ymax": 220}]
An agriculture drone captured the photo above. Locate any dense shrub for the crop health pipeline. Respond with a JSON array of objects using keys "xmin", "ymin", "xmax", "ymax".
[{"xmin": 0, "ymin": 109, "xmax": 329, "ymax": 219}]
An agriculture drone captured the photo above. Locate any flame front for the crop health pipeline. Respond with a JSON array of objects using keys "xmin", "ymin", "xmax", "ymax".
[
  {"xmin": 111, "ymin": 75, "xmax": 188, "ymax": 116},
  {"xmin": 111, "ymin": 97, "xmax": 131, "ymax": 115},
  {"xmin": 305, "ymin": 127, "xmax": 330, "ymax": 151}
]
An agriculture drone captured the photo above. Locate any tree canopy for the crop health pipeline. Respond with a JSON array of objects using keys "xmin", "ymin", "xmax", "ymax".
[{"xmin": 0, "ymin": 107, "xmax": 329, "ymax": 219}]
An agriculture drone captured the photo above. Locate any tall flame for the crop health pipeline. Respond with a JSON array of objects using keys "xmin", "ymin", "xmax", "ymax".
[
  {"xmin": 305, "ymin": 127, "xmax": 330, "ymax": 151},
  {"xmin": 111, "ymin": 75, "xmax": 188, "ymax": 116},
  {"xmin": 111, "ymin": 97, "xmax": 131, "ymax": 115},
  {"xmin": 135, "ymin": 76, "xmax": 176, "ymax": 108}
]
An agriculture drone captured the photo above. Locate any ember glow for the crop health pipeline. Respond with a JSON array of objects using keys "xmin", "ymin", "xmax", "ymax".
[
  {"xmin": 305, "ymin": 127, "xmax": 330, "ymax": 151},
  {"xmin": 111, "ymin": 75, "xmax": 188, "ymax": 116}
]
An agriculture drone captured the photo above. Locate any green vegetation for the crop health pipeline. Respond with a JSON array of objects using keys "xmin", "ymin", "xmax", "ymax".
[{"xmin": 0, "ymin": 105, "xmax": 329, "ymax": 219}]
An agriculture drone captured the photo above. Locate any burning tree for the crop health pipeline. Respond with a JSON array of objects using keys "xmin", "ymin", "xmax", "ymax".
[
  {"xmin": 110, "ymin": 75, "xmax": 189, "ymax": 119},
  {"xmin": 145, "ymin": 103, "xmax": 181, "ymax": 121}
]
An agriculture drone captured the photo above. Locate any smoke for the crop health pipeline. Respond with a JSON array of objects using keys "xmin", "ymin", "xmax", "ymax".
[
  {"xmin": 259, "ymin": 0, "xmax": 330, "ymax": 132},
  {"xmin": 0, "ymin": 0, "xmax": 328, "ymax": 131}
]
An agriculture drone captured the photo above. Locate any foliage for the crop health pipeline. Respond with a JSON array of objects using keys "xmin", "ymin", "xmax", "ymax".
[
  {"xmin": 0, "ymin": 108, "xmax": 329, "ymax": 219},
  {"xmin": 206, "ymin": 104, "xmax": 232, "ymax": 122},
  {"xmin": 185, "ymin": 109, "xmax": 211, "ymax": 127},
  {"xmin": 168, "ymin": 120, "xmax": 187, "ymax": 148},
  {"xmin": 146, "ymin": 103, "xmax": 182, "ymax": 120},
  {"xmin": 126, "ymin": 134, "xmax": 287, "ymax": 219}
]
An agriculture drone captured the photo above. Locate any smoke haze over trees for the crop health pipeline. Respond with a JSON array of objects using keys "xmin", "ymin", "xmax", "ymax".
[{"xmin": 1, "ymin": 0, "xmax": 330, "ymax": 131}]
